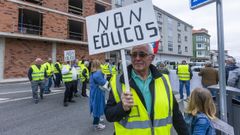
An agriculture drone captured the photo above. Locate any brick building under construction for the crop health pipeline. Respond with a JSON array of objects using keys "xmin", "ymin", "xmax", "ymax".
[{"xmin": 0, "ymin": 0, "xmax": 111, "ymax": 80}]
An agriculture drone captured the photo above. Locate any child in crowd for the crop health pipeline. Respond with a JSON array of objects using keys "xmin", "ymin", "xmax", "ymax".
[{"xmin": 185, "ymin": 88, "xmax": 216, "ymax": 135}]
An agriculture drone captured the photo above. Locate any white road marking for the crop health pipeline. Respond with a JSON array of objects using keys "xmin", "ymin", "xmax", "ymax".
[
  {"xmin": 0, "ymin": 89, "xmax": 64, "ymax": 95},
  {"xmin": 0, "ymin": 98, "xmax": 10, "ymax": 101},
  {"xmin": 0, "ymin": 91, "xmax": 64, "ymax": 104},
  {"xmin": 0, "ymin": 90, "xmax": 31, "ymax": 95}
]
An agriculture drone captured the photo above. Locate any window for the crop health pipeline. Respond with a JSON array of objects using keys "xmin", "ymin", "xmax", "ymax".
[
  {"xmin": 68, "ymin": 20, "xmax": 84, "ymax": 41},
  {"xmin": 158, "ymin": 27, "xmax": 162, "ymax": 34},
  {"xmin": 178, "ymin": 45, "xmax": 182, "ymax": 54},
  {"xmin": 197, "ymin": 44, "xmax": 202, "ymax": 48},
  {"xmin": 184, "ymin": 36, "xmax": 188, "ymax": 42},
  {"xmin": 177, "ymin": 22, "xmax": 181, "ymax": 31},
  {"xmin": 115, "ymin": 0, "xmax": 123, "ymax": 7},
  {"xmin": 68, "ymin": 0, "xmax": 83, "ymax": 15},
  {"xmin": 168, "ymin": 41, "xmax": 173, "ymax": 51},
  {"xmin": 184, "ymin": 25, "xmax": 187, "ymax": 31},
  {"xmin": 178, "ymin": 34, "xmax": 181, "ymax": 43},
  {"xmin": 18, "ymin": 8, "xmax": 43, "ymax": 35},
  {"xmin": 198, "ymin": 51, "xmax": 202, "ymax": 56},
  {"xmin": 23, "ymin": 0, "xmax": 42, "ymax": 5},
  {"xmin": 95, "ymin": 3, "xmax": 106, "ymax": 13},
  {"xmin": 185, "ymin": 46, "xmax": 188, "ymax": 52},
  {"xmin": 156, "ymin": 12, "xmax": 163, "ymax": 24}
]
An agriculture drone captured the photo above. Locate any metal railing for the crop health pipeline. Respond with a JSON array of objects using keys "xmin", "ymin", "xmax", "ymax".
[
  {"xmin": 18, "ymin": 23, "xmax": 42, "ymax": 35},
  {"xmin": 68, "ymin": 5, "xmax": 83, "ymax": 16},
  {"xmin": 68, "ymin": 31, "xmax": 83, "ymax": 41}
]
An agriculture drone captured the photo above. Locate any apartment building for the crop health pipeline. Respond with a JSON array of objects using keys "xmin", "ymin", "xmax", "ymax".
[
  {"xmin": 113, "ymin": 0, "xmax": 193, "ymax": 66},
  {"xmin": 0, "ymin": 0, "xmax": 111, "ymax": 80},
  {"xmin": 192, "ymin": 28, "xmax": 211, "ymax": 62}
]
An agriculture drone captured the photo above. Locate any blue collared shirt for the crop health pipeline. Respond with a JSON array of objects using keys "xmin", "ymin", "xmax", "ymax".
[{"xmin": 131, "ymin": 70, "xmax": 153, "ymax": 114}]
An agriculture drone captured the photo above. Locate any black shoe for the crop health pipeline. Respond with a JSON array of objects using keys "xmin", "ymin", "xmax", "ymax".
[
  {"xmin": 34, "ymin": 100, "xmax": 39, "ymax": 104},
  {"xmin": 63, "ymin": 102, "xmax": 68, "ymax": 107},
  {"xmin": 74, "ymin": 93, "xmax": 80, "ymax": 97},
  {"xmin": 40, "ymin": 95, "xmax": 43, "ymax": 99},
  {"xmin": 44, "ymin": 91, "xmax": 50, "ymax": 94},
  {"xmin": 68, "ymin": 100, "xmax": 76, "ymax": 103},
  {"xmin": 81, "ymin": 94, "xmax": 88, "ymax": 97}
]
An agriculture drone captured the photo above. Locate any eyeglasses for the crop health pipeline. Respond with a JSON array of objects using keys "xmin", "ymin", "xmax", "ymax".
[{"xmin": 131, "ymin": 51, "xmax": 149, "ymax": 58}]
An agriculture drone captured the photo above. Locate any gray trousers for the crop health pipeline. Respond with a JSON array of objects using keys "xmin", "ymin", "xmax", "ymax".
[{"xmin": 31, "ymin": 80, "xmax": 45, "ymax": 100}]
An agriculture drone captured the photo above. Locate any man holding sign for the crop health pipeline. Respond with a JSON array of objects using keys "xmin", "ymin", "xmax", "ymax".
[{"xmin": 105, "ymin": 44, "xmax": 189, "ymax": 135}]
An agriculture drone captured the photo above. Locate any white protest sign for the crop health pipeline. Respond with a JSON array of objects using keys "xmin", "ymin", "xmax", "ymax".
[
  {"xmin": 86, "ymin": 0, "xmax": 160, "ymax": 55},
  {"xmin": 64, "ymin": 50, "xmax": 75, "ymax": 62}
]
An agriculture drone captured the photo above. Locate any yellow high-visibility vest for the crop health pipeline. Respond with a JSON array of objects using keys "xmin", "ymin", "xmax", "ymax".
[
  {"xmin": 53, "ymin": 62, "xmax": 62, "ymax": 74},
  {"xmin": 62, "ymin": 64, "xmax": 73, "ymax": 83},
  {"xmin": 112, "ymin": 65, "xmax": 118, "ymax": 75},
  {"xmin": 177, "ymin": 65, "xmax": 190, "ymax": 81},
  {"xmin": 80, "ymin": 64, "xmax": 89, "ymax": 82},
  {"xmin": 101, "ymin": 64, "xmax": 111, "ymax": 75},
  {"xmin": 31, "ymin": 65, "xmax": 45, "ymax": 81},
  {"xmin": 44, "ymin": 62, "xmax": 54, "ymax": 77},
  {"xmin": 110, "ymin": 74, "xmax": 173, "ymax": 135}
]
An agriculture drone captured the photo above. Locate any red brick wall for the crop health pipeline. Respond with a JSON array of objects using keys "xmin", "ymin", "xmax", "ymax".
[
  {"xmin": 43, "ymin": 0, "xmax": 68, "ymax": 12},
  {"xmin": 42, "ymin": 13, "xmax": 68, "ymax": 39},
  {"xmin": 4, "ymin": 38, "xmax": 52, "ymax": 78},
  {"xmin": 0, "ymin": 1, "xmax": 18, "ymax": 32},
  {"xmin": 56, "ymin": 43, "xmax": 105, "ymax": 62}
]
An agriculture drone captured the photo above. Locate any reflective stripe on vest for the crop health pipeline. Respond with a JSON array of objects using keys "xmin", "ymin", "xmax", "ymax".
[
  {"xmin": 31, "ymin": 65, "xmax": 45, "ymax": 81},
  {"xmin": 111, "ymin": 74, "xmax": 173, "ymax": 135},
  {"xmin": 177, "ymin": 65, "xmax": 190, "ymax": 81},
  {"xmin": 62, "ymin": 65, "xmax": 73, "ymax": 82}
]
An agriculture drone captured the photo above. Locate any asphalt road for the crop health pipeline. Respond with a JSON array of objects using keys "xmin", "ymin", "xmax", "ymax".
[{"xmin": 0, "ymin": 82, "xmax": 114, "ymax": 135}]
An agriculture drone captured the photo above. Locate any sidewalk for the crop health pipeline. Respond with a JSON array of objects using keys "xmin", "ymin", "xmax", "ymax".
[{"xmin": 0, "ymin": 78, "xmax": 29, "ymax": 84}]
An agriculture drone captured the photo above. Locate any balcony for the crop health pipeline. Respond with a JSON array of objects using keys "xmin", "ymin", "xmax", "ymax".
[
  {"xmin": 68, "ymin": 0, "xmax": 83, "ymax": 16},
  {"xmin": 18, "ymin": 8, "xmax": 43, "ymax": 36},
  {"xmin": 68, "ymin": 20, "xmax": 84, "ymax": 41}
]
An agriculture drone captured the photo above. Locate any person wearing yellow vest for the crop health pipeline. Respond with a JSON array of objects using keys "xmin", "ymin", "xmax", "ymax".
[
  {"xmin": 111, "ymin": 62, "xmax": 118, "ymax": 76},
  {"xmin": 28, "ymin": 58, "xmax": 47, "ymax": 104},
  {"xmin": 101, "ymin": 59, "xmax": 112, "ymax": 81},
  {"xmin": 80, "ymin": 61, "xmax": 89, "ymax": 97},
  {"xmin": 176, "ymin": 60, "xmax": 193, "ymax": 101},
  {"xmin": 61, "ymin": 61, "xmax": 75, "ymax": 107},
  {"xmin": 53, "ymin": 59, "xmax": 62, "ymax": 88},
  {"xmin": 105, "ymin": 45, "xmax": 189, "ymax": 135},
  {"xmin": 43, "ymin": 58, "xmax": 54, "ymax": 94}
]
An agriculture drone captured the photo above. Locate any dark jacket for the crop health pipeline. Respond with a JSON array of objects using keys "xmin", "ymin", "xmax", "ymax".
[
  {"xmin": 225, "ymin": 64, "xmax": 239, "ymax": 84},
  {"xmin": 105, "ymin": 64, "xmax": 189, "ymax": 135},
  {"xmin": 198, "ymin": 67, "xmax": 219, "ymax": 87}
]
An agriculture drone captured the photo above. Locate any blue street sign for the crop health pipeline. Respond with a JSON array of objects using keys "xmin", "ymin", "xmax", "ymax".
[{"xmin": 190, "ymin": 0, "xmax": 215, "ymax": 10}]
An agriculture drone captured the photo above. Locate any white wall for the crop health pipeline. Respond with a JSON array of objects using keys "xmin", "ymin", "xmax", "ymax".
[{"xmin": 0, "ymin": 38, "xmax": 5, "ymax": 80}]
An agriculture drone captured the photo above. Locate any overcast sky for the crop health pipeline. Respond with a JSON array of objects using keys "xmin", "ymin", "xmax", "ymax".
[{"xmin": 152, "ymin": 0, "xmax": 240, "ymax": 60}]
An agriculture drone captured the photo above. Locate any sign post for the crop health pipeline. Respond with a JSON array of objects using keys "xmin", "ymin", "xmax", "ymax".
[
  {"xmin": 190, "ymin": 0, "xmax": 227, "ymax": 126},
  {"xmin": 86, "ymin": 0, "xmax": 160, "ymax": 92}
]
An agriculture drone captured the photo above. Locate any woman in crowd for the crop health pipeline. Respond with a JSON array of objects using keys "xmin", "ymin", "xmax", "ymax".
[
  {"xmin": 89, "ymin": 59, "xmax": 109, "ymax": 131},
  {"xmin": 185, "ymin": 88, "xmax": 216, "ymax": 135}
]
